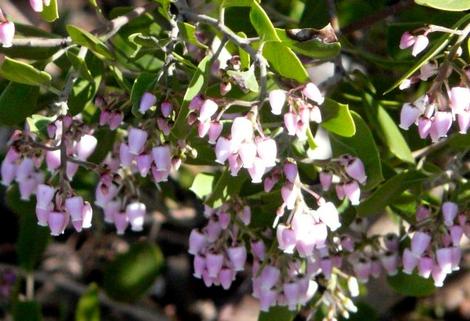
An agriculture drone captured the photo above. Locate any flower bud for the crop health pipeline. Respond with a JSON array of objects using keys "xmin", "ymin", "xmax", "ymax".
[
  {"xmin": 208, "ymin": 121, "xmax": 223, "ymax": 144},
  {"xmin": 418, "ymin": 116, "xmax": 432, "ymax": 139},
  {"xmin": 136, "ymin": 154, "xmax": 152, "ymax": 177},
  {"xmin": 126, "ymin": 202, "xmax": 146, "ymax": 232},
  {"xmin": 442, "ymin": 201, "xmax": 458, "ymax": 226},
  {"xmin": 215, "ymin": 137, "xmax": 231, "ymax": 164},
  {"xmin": 436, "ymin": 247, "xmax": 453, "ymax": 274},
  {"xmin": 431, "ymin": 265, "xmax": 446, "ymax": 287},
  {"xmin": 219, "ymin": 267, "xmax": 234, "ymax": 290},
  {"xmin": 283, "ymin": 161, "xmax": 298, "ymax": 183},
  {"xmin": 345, "ymin": 157, "xmax": 367, "ymax": 184},
  {"xmin": 399, "ymin": 31, "xmax": 415, "ymax": 49},
  {"xmin": 81, "ymin": 202, "xmax": 93, "ymax": 229},
  {"xmin": 108, "ymin": 112, "xmax": 123, "ymax": 130},
  {"xmin": 160, "ymin": 101, "xmax": 172, "ymax": 118},
  {"xmin": 402, "ymin": 248, "xmax": 419, "ymax": 274},
  {"xmin": 399, "ymin": 103, "xmax": 421, "ymax": 130},
  {"xmin": 429, "ymin": 111, "xmax": 452, "ymax": 142},
  {"xmin": 193, "ymin": 254, "xmax": 205, "ymax": 278},
  {"xmin": 381, "ymin": 251, "xmax": 398, "ymax": 276},
  {"xmin": 411, "ymin": 231, "xmax": 431, "ymax": 256},
  {"xmin": 206, "ymin": 252, "xmax": 224, "ymax": 278},
  {"xmin": 139, "ymin": 92, "xmax": 156, "ymax": 113},
  {"xmin": 189, "ymin": 95, "xmax": 204, "ymax": 111},
  {"xmin": 343, "ymin": 181, "xmax": 361, "ymax": 205},
  {"xmin": 276, "ymin": 224, "xmax": 296, "ymax": 254},
  {"xmin": 113, "ymin": 212, "xmax": 129, "ymax": 235},
  {"xmin": 65, "ymin": 196, "xmax": 84, "ymax": 222},
  {"xmin": 418, "ymin": 256, "xmax": 433, "ymax": 278}
]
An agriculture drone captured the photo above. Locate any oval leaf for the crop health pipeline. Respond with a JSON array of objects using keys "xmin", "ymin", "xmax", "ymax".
[
  {"xmin": 13, "ymin": 301, "xmax": 43, "ymax": 321},
  {"xmin": 0, "ymin": 82, "xmax": 40, "ymax": 126},
  {"xmin": 76, "ymin": 283, "xmax": 100, "ymax": 321},
  {"xmin": 388, "ymin": 272, "xmax": 435, "ymax": 296},
  {"xmin": 0, "ymin": 57, "xmax": 51, "ymax": 86},
  {"xmin": 321, "ymin": 98, "xmax": 356, "ymax": 137},
  {"xmin": 103, "ymin": 241, "xmax": 164, "ymax": 302},
  {"xmin": 41, "ymin": 0, "xmax": 59, "ymax": 22},
  {"xmin": 263, "ymin": 42, "xmax": 309, "ymax": 82},
  {"xmin": 250, "ymin": 1, "xmax": 280, "ymax": 41},
  {"xmin": 66, "ymin": 25, "xmax": 114, "ymax": 60},
  {"xmin": 357, "ymin": 170, "xmax": 428, "ymax": 216},
  {"xmin": 415, "ymin": 0, "xmax": 470, "ymax": 11}
]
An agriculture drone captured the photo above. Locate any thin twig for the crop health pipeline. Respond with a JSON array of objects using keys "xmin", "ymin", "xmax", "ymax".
[
  {"xmin": 0, "ymin": 263, "xmax": 169, "ymax": 321},
  {"xmin": 10, "ymin": 3, "xmax": 158, "ymax": 48}
]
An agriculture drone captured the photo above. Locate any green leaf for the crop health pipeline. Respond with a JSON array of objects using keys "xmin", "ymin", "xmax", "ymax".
[
  {"xmin": 67, "ymin": 51, "xmax": 94, "ymax": 81},
  {"xmin": 321, "ymin": 98, "xmax": 356, "ymax": 137},
  {"xmin": 66, "ymin": 25, "xmax": 114, "ymax": 60},
  {"xmin": 330, "ymin": 112, "xmax": 383, "ymax": 190},
  {"xmin": 0, "ymin": 57, "xmax": 51, "ymax": 86},
  {"xmin": 130, "ymin": 72, "xmax": 157, "ymax": 116},
  {"xmin": 363, "ymin": 94, "xmax": 414, "ymax": 163},
  {"xmin": 190, "ymin": 173, "xmax": 216, "ymax": 199},
  {"xmin": 26, "ymin": 114, "xmax": 56, "ymax": 138},
  {"xmin": 263, "ymin": 42, "xmax": 309, "ymax": 82},
  {"xmin": 250, "ymin": 1, "xmax": 280, "ymax": 41},
  {"xmin": 103, "ymin": 241, "xmax": 164, "ymax": 302},
  {"xmin": 258, "ymin": 306, "xmax": 295, "ymax": 321},
  {"xmin": 41, "ymin": 0, "xmax": 59, "ymax": 22},
  {"xmin": 17, "ymin": 209, "xmax": 51, "ymax": 272},
  {"xmin": 275, "ymin": 27, "xmax": 341, "ymax": 59},
  {"xmin": 222, "ymin": 0, "xmax": 255, "ymax": 8},
  {"xmin": 205, "ymin": 171, "xmax": 247, "ymax": 207},
  {"xmin": 357, "ymin": 170, "xmax": 428, "ymax": 216},
  {"xmin": 69, "ymin": 53, "xmax": 104, "ymax": 115},
  {"xmin": 388, "ymin": 272, "xmax": 435, "ymax": 296},
  {"xmin": 88, "ymin": 128, "xmax": 116, "ymax": 164},
  {"xmin": 172, "ymin": 55, "xmax": 212, "ymax": 139},
  {"xmin": 76, "ymin": 284, "xmax": 100, "ymax": 321},
  {"xmin": 227, "ymin": 65, "xmax": 260, "ymax": 93},
  {"xmin": 415, "ymin": 0, "xmax": 470, "ymax": 11},
  {"xmin": 385, "ymin": 14, "xmax": 470, "ymax": 94},
  {"xmin": 178, "ymin": 22, "xmax": 208, "ymax": 49},
  {"xmin": 237, "ymin": 32, "xmax": 251, "ymax": 69},
  {"xmin": 0, "ymin": 82, "xmax": 40, "ymax": 126},
  {"xmin": 13, "ymin": 301, "xmax": 43, "ymax": 321}
]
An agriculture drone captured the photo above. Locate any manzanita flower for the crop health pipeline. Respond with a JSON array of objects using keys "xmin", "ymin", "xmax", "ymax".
[
  {"xmin": 449, "ymin": 87, "xmax": 470, "ymax": 114},
  {"xmin": 411, "ymin": 35, "xmax": 429, "ymax": 57},
  {"xmin": 269, "ymin": 89, "xmax": 287, "ymax": 115},
  {"xmin": 399, "ymin": 31, "xmax": 416, "ymax": 49},
  {"xmin": 139, "ymin": 92, "xmax": 157, "ymax": 113},
  {"xmin": 128, "ymin": 128, "xmax": 148, "ymax": 155},
  {"xmin": 199, "ymin": 99, "xmax": 218, "ymax": 122},
  {"xmin": 345, "ymin": 158, "xmax": 367, "ymax": 184},
  {"xmin": 0, "ymin": 10, "xmax": 15, "ymax": 48},
  {"xmin": 399, "ymin": 103, "xmax": 422, "ymax": 130},
  {"xmin": 429, "ymin": 111, "xmax": 452, "ymax": 142},
  {"xmin": 302, "ymin": 82, "xmax": 324, "ymax": 105}
]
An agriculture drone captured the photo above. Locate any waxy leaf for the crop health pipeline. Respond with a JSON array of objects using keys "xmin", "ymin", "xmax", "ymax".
[
  {"xmin": 66, "ymin": 25, "xmax": 114, "ymax": 60},
  {"xmin": 263, "ymin": 42, "xmax": 309, "ymax": 82},
  {"xmin": 76, "ymin": 284, "xmax": 100, "ymax": 321},
  {"xmin": 415, "ymin": 0, "xmax": 470, "ymax": 11},
  {"xmin": 41, "ymin": 0, "xmax": 59, "ymax": 22},
  {"xmin": 0, "ymin": 57, "xmax": 51, "ymax": 86},
  {"xmin": 13, "ymin": 301, "xmax": 43, "ymax": 321},
  {"xmin": 250, "ymin": 1, "xmax": 280, "ymax": 41},
  {"xmin": 190, "ymin": 172, "xmax": 216, "ymax": 199},
  {"xmin": 321, "ymin": 98, "xmax": 356, "ymax": 137},
  {"xmin": 0, "ymin": 82, "xmax": 40, "ymax": 126},
  {"xmin": 104, "ymin": 242, "xmax": 164, "ymax": 302},
  {"xmin": 357, "ymin": 170, "xmax": 428, "ymax": 216},
  {"xmin": 388, "ymin": 272, "xmax": 435, "ymax": 296},
  {"xmin": 67, "ymin": 51, "xmax": 94, "ymax": 81}
]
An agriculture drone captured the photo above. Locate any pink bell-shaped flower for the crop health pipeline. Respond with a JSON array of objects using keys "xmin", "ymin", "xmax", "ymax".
[
  {"xmin": 152, "ymin": 145, "xmax": 171, "ymax": 172},
  {"xmin": 449, "ymin": 86, "xmax": 470, "ymax": 114},
  {"xmin": 302, "ymin": 82, "xmax": 324, "ymax": 105},
  {"xmin": 215, "ymin": 137, "xmax": 232, "ymax": 164},
  {"xmin": 113, "ymin": 211, "xmax": 129, "ymax": 235},
  {"xmin": 0, "ymin": 20, "xmax": 15, "ymax": 48},
  {"xmin": 227, "ymin": 245, "xmax": 247, "ymax": 272},
  {"xmin": 81, "ymin": 202, "xmax": 93, "ymax": 229},
  {"xmin": 429, "ymin": 111, "xmax": 452, "ymax": 142},
  {"xmin": 126, "ymin": 201, "xmax": 146, "ymax": 232},
  {"xmin": 284, "ymin": 112, "xmax": 297, "ymax": 136},
  {"xmin": 230, "ymin": 117, "xmax": 253, "ymax": 149},
  {"xmin": 36, "ymin": 205, "xmax": 51, "ymax": 227},
  {"xmin": 46, "ymin": 149, "xmax": 61, "ymax": 172},
  {"xmin": 198, "ymin": 99, "xmax": 218, "ymax": 122},
  {"xmin": 256, "ymin": 138, "xmax": 277, "ymax": 168},
  {"xmin": 65, "ymin": 196, "xmax": 85, "ymax": 222},
  {"xmin": 411, "ymin": 231, "xmax": 431, "ymax": 256},
  {"xmin": 29, "ymin": 0, "xmax": 45, "ymax": 12},
  {"xmin": 238, "ymin": 141, "xmax": 257, "ymax": 169},
  {"xmin": 411, "ymin": 35, "xmax": 429, "ymax": 57},
  {"xmin": 345, "ymin": 157, "xmax": 367, "ymax": 184},
  {"xmin": 457, "ymin": 111, "xmax": 470, "ymax": 134},
  {"xmin": 418, "ymin": 256, "xmax": 433, "ymax": 278},
  {"xmin": 436, "ymin": 247, "xmax": 453, "ymax": 274},
  {"xmin": 219, "ymin": 267, "xmax": 234, "ymax": 290},
  {"xmin": 283, "ymin": 282, "xmax": 300, "ymax": 310},
  {"xmin": 316, "ymin": 201, "xmax": 341, "ymax": 231},
  {"xmin": 269, "ymin": 89, "xmax": 287, "ymax": 115},
  {"xmin": 319, "ymin": 171, "xmax": 332, "ymax": 191},
  {"xmin": 353, "ymin": 257, "xmax": 372, "ymax": 283},
  {"xmin": 399, "ymin": 103, "xmax": 421, "ymax": 130},
  {"xmin": 48, "ymin": 211, "xmax": 69, "ymax": 236},
  {"xmin": 283, "ymin": 161, "xmax": 298, "ymax": 183},
  {"xmin": 247, "ymin": 157, "xmax": 266, "ymax": 183},
  {"xmin": 197, "ymin": 120, "xmax": 211, "ymax": 138},
  {"xmin": 193, "ymin": 254, "xmax": 206, "ymax": 278},
  {"xmin": 16, "ymin": 158, "xmax": 34, "ymax": 182},
  {"xmin": 188, "ymin": 229, "xmax": 207, "ymax": 255},
  {"xmin": 442, "ymin": 201, "xmax": 458, "ymax": 226},
  {"xmin": 208, "ymin": 121, "xmax": 223, "ymax": 144},
  {"xmin": 206, "ymin": 252, "xmax": 224, "ymax": 278},
  {"xmin": 108, "ymin": 112, "xmax": 123, "ymax": 130},
  {"xmin": 1, "ymin": 160, "xmax": 17, "ymax": 186},
  {"xmin": 19, "ymin": 177, "xmax": 36, "ymax": 201},
  {"xmin": 276, "ymin": 224, "xmax": 296, "ymax": 254},
  {"xmin": 431, "ymin": 264, "xmax": 446, "ymax": 287},
  {"xmin": 381, "ymin": 251, "xmax": 398, "ymax": 276},
  {"xmin": 136, "ymin": 154, "xmax": 152, "ymax": 177},
  {"xmin": 399, "ymin": 31, "xmax": 415, "ymax": 49},
  {"xmin": 418, "ymin": 116, "xmax": 432, "ymax": 139},
  {"xmin": 76, "ymin": 134, "xmax": 97, "ymax": 160},
  {"xmin": 343, "ymin": 180, "xmax": 361, "ymax": 205},
  {"xmin": 189, "ymin": 95, "xmax": 204, "ymax": 111},
  {"xmin": 402, "ymin": 248, "xmax": 419, "ymax": 274},
  {"xmin": 160, "ymin": 101, "xmax": 172, "ymax": 118},
  {"xmin": 139, "ymin": 92, "xmax": 156, "ymax": 113},
  {"xmin": 128, "ymin": 128, "xmax": 148, "ymax": 155}
]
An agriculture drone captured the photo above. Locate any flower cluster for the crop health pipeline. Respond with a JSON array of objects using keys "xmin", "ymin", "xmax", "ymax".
[
  {"xmin": 402, "ymin": 202, "xmax": 468, "ymax": 287},
  {"xmin": 188, "ymin": 201, "xmax": 251, "ymax": 290}
]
